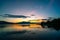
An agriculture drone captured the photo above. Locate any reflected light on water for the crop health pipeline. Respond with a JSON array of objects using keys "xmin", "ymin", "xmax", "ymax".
[
  {"xmin": 9, "ymin": 24, "xmax": 43, "ymax": 30},
  {"xmin": 1, "ymin": 24, "xmax": 43, "ymax": 32}
]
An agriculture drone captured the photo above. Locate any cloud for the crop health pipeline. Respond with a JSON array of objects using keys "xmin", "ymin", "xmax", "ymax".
[{"xmin": 0, "ymin": 14, "xmax": 30, "ymax": 18}]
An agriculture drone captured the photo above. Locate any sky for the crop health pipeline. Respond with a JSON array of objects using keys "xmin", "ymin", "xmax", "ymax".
[{"xmin": 0, "ymin": 0, "xmax": 60, "ymax": 22}]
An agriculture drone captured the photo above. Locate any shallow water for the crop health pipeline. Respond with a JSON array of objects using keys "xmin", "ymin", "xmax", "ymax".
[{"xmin": 0, "ymin": 24, "xmax": 60, "ymax": 40}]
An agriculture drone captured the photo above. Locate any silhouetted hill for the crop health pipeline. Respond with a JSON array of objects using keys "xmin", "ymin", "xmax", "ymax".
[
  {"xmin": 17, "ymin": 21, "xmax": 30, "ymax": 25},
  {"xmin": 17, "ymin": 21, "xmax": 30, "ymax": 24},
  {"xmin": 0, "ymin": 21, "xmax": 13, "ymax": 24},
  {"xmin": 0, "ymin": 21, "xmax": 30, "ymax": 24}
]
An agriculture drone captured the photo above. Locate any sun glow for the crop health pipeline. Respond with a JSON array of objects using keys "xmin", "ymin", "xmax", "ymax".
[
  {"xmin": 5, "ymin": 15, "xmax": 45, "ymax": 23},
  {"xmin": 6, "ymin": 18, "xmax": 23, "ymax": 23}
]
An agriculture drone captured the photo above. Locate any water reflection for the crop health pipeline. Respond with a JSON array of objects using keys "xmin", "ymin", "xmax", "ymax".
[
  {"xmin": 0, "ymin": 24, "xmax": 60, "ymax": 40},
  {"xmin": 0, "ymin": 24, "xmax": 43, "ymax": 32}
]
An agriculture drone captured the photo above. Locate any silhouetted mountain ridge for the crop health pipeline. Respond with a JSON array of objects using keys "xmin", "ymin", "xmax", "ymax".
[
  {"xmin": 0, "ymin": 21, "xmax": 14, "ymax": 24},
  {"xmin": 0, "ymin": 21, "xmax": 31, "ymax": 24}
]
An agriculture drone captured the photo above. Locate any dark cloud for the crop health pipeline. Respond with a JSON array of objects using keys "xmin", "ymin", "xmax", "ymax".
[
  {"xmin": 0, "ymin": 14, "xmax": 30, "ymax": 18},
  {"xmin": 31, "ymin": 14, "xmax": 35, "ymax": 16}
]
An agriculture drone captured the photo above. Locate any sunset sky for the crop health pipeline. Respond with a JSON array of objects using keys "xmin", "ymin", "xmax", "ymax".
[{"xmin": 0, "ymin": 0, "xmax": 60, "ymax": 22}]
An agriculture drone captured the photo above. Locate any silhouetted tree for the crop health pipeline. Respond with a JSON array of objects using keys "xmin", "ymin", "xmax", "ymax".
[
  {"xmin": 47, "ymin": 18, "xmax": 60, "ymax": 30},
  {"xmin": 41, "ymin": 18, "xmax": 60, "ymax": 30},
  {"xmin": 41, "ymin": 22, "xmax": 47, "ymax": 28}
]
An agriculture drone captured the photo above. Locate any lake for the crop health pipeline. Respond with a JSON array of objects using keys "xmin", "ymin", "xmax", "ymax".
[{"xmin": 0, "ymin": 24, "xmax": 60, "ymax": 40}]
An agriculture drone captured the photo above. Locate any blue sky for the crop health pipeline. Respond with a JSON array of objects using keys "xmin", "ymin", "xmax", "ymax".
[{"xmin": 0, "ymin": 0, "xmax": 60, "ymax": 21}]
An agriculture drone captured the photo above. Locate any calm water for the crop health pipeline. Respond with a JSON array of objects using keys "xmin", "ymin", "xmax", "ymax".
[{"xmin": 0, "ymin": 24, "xmax": 60, "ymax": 40}]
